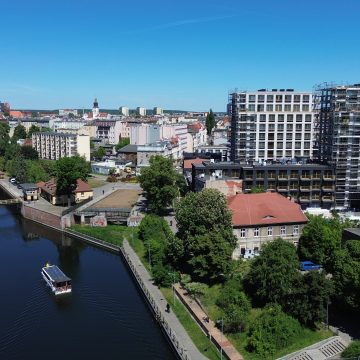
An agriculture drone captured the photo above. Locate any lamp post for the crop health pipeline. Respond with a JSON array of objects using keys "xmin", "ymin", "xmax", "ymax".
[{"xmin": 168, "ymin": 272, "xmax": 176, "ymax": 305}]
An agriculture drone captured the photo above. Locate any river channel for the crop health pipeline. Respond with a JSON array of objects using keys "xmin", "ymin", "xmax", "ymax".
[{"xmin": 0, "ymin": 191, "xmax": 175, "ymax": 359}]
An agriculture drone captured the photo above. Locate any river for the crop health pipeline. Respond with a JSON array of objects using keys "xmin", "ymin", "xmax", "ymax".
[{"xmin": 0, "ymin": 192, "xmax": 175, "ymax": 360}]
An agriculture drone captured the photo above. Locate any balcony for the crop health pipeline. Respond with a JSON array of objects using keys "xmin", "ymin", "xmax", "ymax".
[
  {"xmin": 312, "ymin": 196, "xmax": 321, "ymax": 201},
  {"xmin": 299, "ymin": 196, "xmax": 310, "ymax": 202},
  {"xmin": 268, "ymin": 176, "xmax": 276, "ymax": 181},
  {"xmin": 244, "ymin": 174, "xmax": 253, "ymax": 180},
  {"xmin": 312, "ymin": 173, "xmax": 321, "ymax": 180},
  {"xmin": 323, "ymin": 174, "xmax": 335, "ymax": 180},
  {"xmin": 289, "ymin": 186, "xmax": 298, "ymax": 192},
  {"xmin": 278, "ymin": 175, "xmax": 289, "ymax": 180},
  {"xmin": 322, "ymin": 185, "xmax": 335, "ymax": 192},
  {"xmin": 312, "ymin": 186, "xmax": 321, "ymax": 192},
  {"xmin": 256, "ymin": 173, "xmax": 265, "ymax": 180},
  {"xmin": 322, "ymin": 196, "xmax": 335, "ymax": 202},
  {"xmin": 277, "ymin": 186, "xmax": 289, "ymax": 192},
  {"xmin": 300, "ymin": 175, "xmax": 311, "ymax": 181},
  {"xmin": 300, "ymin": 186, "xmax": 311, "ymax": 192},
  {"xmin": 289, "ymin": 173, "xmax": 299, "ymax": 180}
]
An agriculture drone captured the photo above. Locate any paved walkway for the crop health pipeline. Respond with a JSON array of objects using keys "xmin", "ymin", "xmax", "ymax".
[
  {"xmin": 0, "ymin": 178, "xmax": 23, "ymax": 198},
  {"xmin": 122, "ymin": 240, "xmax": 208, "ymax": 360},
  {"xmin": 174, "ymin": 284, "xmax": 244, "ymax": 360}
]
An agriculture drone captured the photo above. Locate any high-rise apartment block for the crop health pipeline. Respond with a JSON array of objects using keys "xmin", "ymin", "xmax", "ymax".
[
  {"xmin": 136, "ymin": 107, "xmax": 146, "ymax": 116},
  {"xmin": 229, "ymin": 89, "xmax": 314, "ymax": 162},
  {"xmin": 119, "ymin": 106, "xmax": 129, "ymax": 116},
  {"xmin": 32, "ymin": 132, "xmax": 90, "ymax": 161},
  {"xmin": 153, "ymin": 107, "xmax": 163, "ymax": 115},
  {"xmin": 316, "ymin": 83, "xmax": 360, "ymax": 208}
]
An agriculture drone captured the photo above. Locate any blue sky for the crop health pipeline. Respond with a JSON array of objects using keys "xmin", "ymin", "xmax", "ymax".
[{"xmin": 1, "ymin": 0, "xmax": 360, "ymax": 111}]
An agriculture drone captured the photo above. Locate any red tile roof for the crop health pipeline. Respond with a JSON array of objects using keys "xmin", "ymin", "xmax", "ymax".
[
  {"xmin": 9, "ymin": 110, "xmax": 23, "ymax": 118},
  {"xmin": 183, "ymin": 157, "xmax": 206, "ymax": 170},
  {"xmin": 227, "ymin": 192, "xmax": 308, "ymax": 227},
  {"xmin": 73, "ymin": 179, "xmax": 92, "ymax": 193},
  {"xmin": 40, "ymin": 178, "xmax": 92, "ymax": 195}
]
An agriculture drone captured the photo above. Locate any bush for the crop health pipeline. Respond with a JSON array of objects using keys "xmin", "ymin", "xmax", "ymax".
[
  {"xmin": 247, "ymin": 304, "xmax": 302, "ymax": 358},
  {"xmin": 341, "ymin": 340, "xmax": 360, "ymax": 358},
  {"xmin": 152, "ymin": 264, "xmax": 174, "ymax": 287}
]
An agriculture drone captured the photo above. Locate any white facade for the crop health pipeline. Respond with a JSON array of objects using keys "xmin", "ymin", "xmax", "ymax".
[
  {"xmin": 59, "ymin": 109, "xmax": 78, "ymax": 116},
  {"xmin": 136, "ymin": 107, "xmax": 146, "ymax": 116},
  {"xmin": 94, "ymin": 120, "xmax": 122, "ymax": 145},
  {"xmin": 229, "ymin": 89, "xmax": 314, "ymax": 162},
  {"xmin": 153, "ymin": 107, "xmax": 163, "ymax": 115},
  {"xmin": 53, "ymin": 120, "xmax": 87, "ymax": 132},
  {"xmin": 32, "ymin": 132, "xmax": 90, "ymax": 161},
  {"xmin": 119, "ymin": 106, "xmax": 129, "ymax": 116}
]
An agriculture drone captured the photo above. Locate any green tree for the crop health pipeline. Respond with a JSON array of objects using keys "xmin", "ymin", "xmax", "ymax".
[
  {"xmin": 138, "ymin": 155, "xmax": 182, "ymax": 214},
  {"xmin": 11, "ymin": 156, "xmax": 27, "ymax": 183},
  {"xmin": 341, "ymin": 340, "xmax": 360, "ymax": 358},
  {"xmin": 93, "ymin": 146, "xmax": 106, "ymax": 160},
  {"xmin": 298, "ymin": 215, "xmax": 342, "ymax": 271},
  {"xmin": 12, "ymin": 124, "xmax": 27, "ymax": 142},
  {"xmin": 247, "ymin": 304, "xmax": 302, "ymax": 358},
  {"xmin": 250, "ymin": 185, "xmax": 265, "ymax": 193},
  {"xmin": 4, "ymin": 143, "xmax": 21, "ymax": 165},
  {"xmin": 285, "ymin": 271, "xmax": 333, "ymax": 327},
  {"xmin": 27, "ymin": 124, "xmax": 40, "ymax": 138},
  {"xmin": 174, "ymin": 189, "xmax": 237, "ymax": 282},
  {"xmin": 333, "ymin": 240, "xmax": 360, "ymax": 313},
  {"xmin": 0, "ymin": 123, "xmax": 10, "ymax": 156},
  {"xmin": 205, "ymin": 109, "xmax": 216, "ymax": 135},
  {"xmin": 115, "ymin": 137, "xmax": 130, "ymax": 151},
  {"xmin": 20, "ymin": 145, "xmax": 38, "ymax": 160},
  {"xmin": 245, "ymin": 238, "xmax": 301, "ymax": 307},
  {"xmin": 55, "ymin": 156, "xmax": 90, "ymax": 196},
  {"xmin": 26, "ymin": 160, "xmax": 50, "ymax": 183}
]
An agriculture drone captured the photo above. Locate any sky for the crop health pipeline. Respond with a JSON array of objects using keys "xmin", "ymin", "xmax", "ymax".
[{"xmin": 1, "ymin": 0, "xmax": 360, "ymax": 111}]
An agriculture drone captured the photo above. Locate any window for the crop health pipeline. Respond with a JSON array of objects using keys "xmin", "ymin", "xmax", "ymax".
[
  {"xmin": 284, "ymin": 104, "xmax": 291, "ymax": 111},
  {"xmin": 258, "ymin": 95, "xmax": 265, "ymax": 102},
  {"xmin": 266, "ymin": 104, "xmax": 273, "ymax": 111},
  {"xmin": 260, "ymin": 114, "xmax": 266, "ymax": 121},
  {"xmin": 305, "ymin": 124, "xmax": 311, "ymax": 131},
  {"xmin": 269, "ymin": 114, "xmax": 275, "ymax": 121},
  {"xmin": 257, "ymin": 104, "xmax": 264, "ymax": 111},
  {"xmin": 285, "ymin": 95, "xmax": 292, "ymax": 103},
  {"xmin": 293, "ymin": 104, "xmax": 300, "ymax": 112},
  {"xmin": 276, "ymin": 95, "xmax": 283, "ymax": 103},
  {"xmin": 280, "ymin": 226, "xmax": 286, "ymax": 236},
  {"xmin": 275, "ymin": 104, "xmax": 282, "ymax": 112},
  {"xmin": 254, "ymin": 227, "xmax": 259, "ymax": 237},
  {"xmin": 303, "ymin": 95, "xmax": 310, "ymax": 103},
  {"xmin": 302, "ymin": 104, "xmax": 309, "ymax": 111},
  {"xmin": 267, "ymin": 226, "xmax": 273, "ymax": 236},
  {"xmin": 81, "ymin": 192, "xmax": 84, "ymax": 197},
  {"xmin": 248, "ymin": 104, "xmax": 255, "ymax": 111},
  {"xmin": 240, "ymin": 228, "xmax": 246, "ymax": 238},
  {"xmin": 294, "ymin": 95, "xmax": 301, "ymax": 103},
  {"xmin": 259, "ymin": 124, "xmax": 266, "ymax": 131},
  {"xmin": 293, "ymin": 225, "xmax": 299, "ymax": 235},
  {"xmin": 287, "ymin": 124, "xmax": 293, "ymax": 131},
  {"xmin": 267, "ymin": 95, "xmax": 274, "ymax": 102},
  {"xmin": 287, "ymin": 114, "xmax": 294, "ymax": 122},
  {"xmin": 305, "ymin": 114, "xmax": 312, "ymax": 122},
  {"xmin": 296, "ymin": 114, "xmax": 303, "ymax": 122},
  {"xmin": 278, "ymin": 114, "xmax": 285, "ymax": 121},
  {"xmin": 249, "ymin": 95, "xmax": 256, "ymax": 102}
]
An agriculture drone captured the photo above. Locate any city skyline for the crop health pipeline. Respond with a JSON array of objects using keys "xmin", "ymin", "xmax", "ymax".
[{"xmin": 1, "ymin": 0, "xmax": 360, "ymax": 111}]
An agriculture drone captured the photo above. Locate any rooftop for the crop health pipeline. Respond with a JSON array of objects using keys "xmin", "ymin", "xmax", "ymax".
[{"xmin": 227, "ymin": 192, "xmax": 308, "ymax": 227}]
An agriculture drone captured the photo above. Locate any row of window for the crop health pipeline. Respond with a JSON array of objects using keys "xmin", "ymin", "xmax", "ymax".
[
  {"xmin": 256, "ymin": 150, "xmax": 311, "ymax": 157},
  {"xmin": 258, "ymin": 142, "xmax": 311, "ymax": 149},
  {"xmin": 242, "ymin": 104, "xmax": 310, "ymax": 112},
  {"xmin": 240, "ymin": 225, "xmax": 299, "ymax": 238},
  {"xmin": 245, "ymin": 94, "xmax": 310, "ymax": 103}
]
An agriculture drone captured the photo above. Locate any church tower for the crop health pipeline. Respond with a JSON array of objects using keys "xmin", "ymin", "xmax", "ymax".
[{"xmin": 92, "ymin": 98, "xmax": 99, "ymax": 118}]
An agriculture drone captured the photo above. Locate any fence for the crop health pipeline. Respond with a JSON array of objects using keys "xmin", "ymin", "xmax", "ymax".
[{"xmin": 120, "ymin": 245, "xmax": 190, "ymax": 360}]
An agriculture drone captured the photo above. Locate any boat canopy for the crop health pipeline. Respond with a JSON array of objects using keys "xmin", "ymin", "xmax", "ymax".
[{"xmin": 43, "ymin": 266, "xmax": 71, "ymax": 283}]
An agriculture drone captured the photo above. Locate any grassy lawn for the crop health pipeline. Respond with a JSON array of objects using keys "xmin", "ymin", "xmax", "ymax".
[
  {"xmin": 199, "ymin": 285, "xmax": 333, "ymax": 360},
  {"xmin": 87, "ymin": 177, "xmax": 106, "ymax": 188},
  {"xmin": 70, "ymin": 224, "xmax": 138, "ymax": 247}
]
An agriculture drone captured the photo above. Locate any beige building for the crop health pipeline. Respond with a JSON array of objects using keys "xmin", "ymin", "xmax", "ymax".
[
  {"xmin": 153, "ymin": 107, "xmax": 163, "ymax": 115},
  {"xmin": 32, "ymin": 132, "xmax": 90, "ymax": 161},
  {"xmin": 136, "ymin": 107, "xmax": 146, "ymax": 116},
  {"xmin": 227, "ymin": 192, "xmax": 308, "ymax": 259}
]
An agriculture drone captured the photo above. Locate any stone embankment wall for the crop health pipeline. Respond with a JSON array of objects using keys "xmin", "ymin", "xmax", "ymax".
[{"xmin": 21, "ymin": 204, "xmax": 62, "ymax": 230}]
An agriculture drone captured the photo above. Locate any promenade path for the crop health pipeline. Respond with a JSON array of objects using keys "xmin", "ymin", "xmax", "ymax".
[
  {"xmin": 174, "ymin": 284, "xmax": 244, "ymax": 360},
  {"xmin": 122, "ymin": 239, "xmax": 208, "ymax": 360}
]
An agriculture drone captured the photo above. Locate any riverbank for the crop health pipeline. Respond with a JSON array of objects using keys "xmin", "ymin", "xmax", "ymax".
[{"xmin": 62, "ymin": 226, "xmax": 206, "ymax": 360}]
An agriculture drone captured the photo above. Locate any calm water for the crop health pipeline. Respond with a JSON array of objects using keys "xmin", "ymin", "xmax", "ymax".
[{"xmin": 0, "ymin": 195, "xmax": 175, "ymax": 359}]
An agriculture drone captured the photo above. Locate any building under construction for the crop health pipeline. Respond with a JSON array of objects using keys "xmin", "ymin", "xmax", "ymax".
[{"xmin": 315, "ymin": 83, "xmax": 360, "ymax": 209}]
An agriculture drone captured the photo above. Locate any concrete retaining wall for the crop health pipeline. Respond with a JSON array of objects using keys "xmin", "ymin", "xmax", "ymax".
[{"xmin": 21, "ymin": 204, "xmax": 62, "ymax": 230}]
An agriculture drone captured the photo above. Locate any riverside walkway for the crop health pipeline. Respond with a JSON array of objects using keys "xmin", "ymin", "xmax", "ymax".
[{"xmin": 122, "ymin": 240, "xmax": 208, "ymax": 360}]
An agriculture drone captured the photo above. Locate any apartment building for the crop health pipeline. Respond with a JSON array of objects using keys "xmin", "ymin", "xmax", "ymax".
[
  {"xmin": 153, "ymin": 107, "xmax": 163, "ymax": 115},
  {"xmin": 32, "ymin": 132, "xmax": 90, "ymax": 161},
  {"xmin": 136, "ymin": 107, "xmax": 146, "ymax": 116},
  {"xmin": 119, "ymin": 106, "xmax": 129, "ymax": 116},
  {"xmin": 137, "ymin": 140, "xmax": 181, "ymax": 167},
  {"xmin": 93, "ymin": 120, "xmax": 122, "ymax": 145},
  {"xmin": 228, "ymin": 89, "xmax": 314, "ymax": 162},
  {"xmin": 191, "ymin": 161, "xmax": 335, "ymax": 209},
  {"xmin": 228, "ymin": 192, "xmax": 308, "ymax": 258},
  {"xmin": 316, "ymin": 83, "xmax": 360, "ymax": 209}
]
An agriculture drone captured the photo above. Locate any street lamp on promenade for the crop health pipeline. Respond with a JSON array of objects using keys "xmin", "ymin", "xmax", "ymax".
[{"xmin": 168, "ymin": 272, "xmax": 176, "ymax": 305}]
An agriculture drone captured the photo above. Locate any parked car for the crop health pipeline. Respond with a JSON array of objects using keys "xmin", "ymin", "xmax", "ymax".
[
  {"xmin": 9, "ymin": 178, "xmax": 16, "ymax": 184},
  {"xmin": 300, "ymin": 261, "xmax": 321, "ymax": 271}
]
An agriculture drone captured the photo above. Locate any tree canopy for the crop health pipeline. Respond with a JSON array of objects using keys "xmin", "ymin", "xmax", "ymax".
[
  {"xmin": 245, "ymin": 238, "xmax": 301, "ymax": 306},
  {"xmin": 0, "ymin": 123, "xmax": 10, "ymax": 156},
  {"xmin": 205, "ymin": 109, "xmax": 216, "ymax": 135},
  {"xmin": 27, "ymin": 124, "xmax": 40, "ymax": 138},
  {"xmin": 20, "ymin": 145, "xmax": 39, "ymax": 160},
  {"xmin": 138, "ymin": 155, "xmax": 185, "ymax": 214},
  {"xmin": 55, "ymin": 156, "xmax": 90, "ymax": 195},
  {"xmin": 174, "ymin": 189, "xmax": 237, "ymax": 282},
  {"xmin": 12, "ymin": 124, "xmax": 27, "ymax": 142},
  {"xmin": 116, "ymin": 137, "xmax": 130, "ymax": 151},
  {"xmin": 298, "ymin": 215, "xmax": 343, "ymax": 271}
]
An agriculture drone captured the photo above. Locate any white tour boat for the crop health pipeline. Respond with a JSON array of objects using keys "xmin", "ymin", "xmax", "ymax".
[{"xmin": 41, "ymin": 264, "xmax": 72, "ymax": 295}]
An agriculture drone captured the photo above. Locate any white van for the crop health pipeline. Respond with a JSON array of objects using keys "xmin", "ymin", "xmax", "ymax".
[{"xmin": 10, "ymin": 178, "xmax": 16, "ymax": 184}]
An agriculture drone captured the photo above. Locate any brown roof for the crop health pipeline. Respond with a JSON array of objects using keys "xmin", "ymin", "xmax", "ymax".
[
  {"xmin": 36, "ymin": 181, "xmax": 45, "ymax": 188},
  {"xmin": 73, "ymin": 179, "xmax": 92, "ymax": 193},
  {"xmin": 41, "ymin": 178, "xmax": 92, "ymax": 195},
  {"xmin": 183, "ymin": 157, "xmax": 206, "ymax": 170},
  {"xmin": 227, "ymin": 192, "xmax": 308, "ymax": 227}
]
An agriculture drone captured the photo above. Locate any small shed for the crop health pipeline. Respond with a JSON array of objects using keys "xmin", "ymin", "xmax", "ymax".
[{"xmin": 20, "ymin": 183, "xmax": 39, "ymax": 201}]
